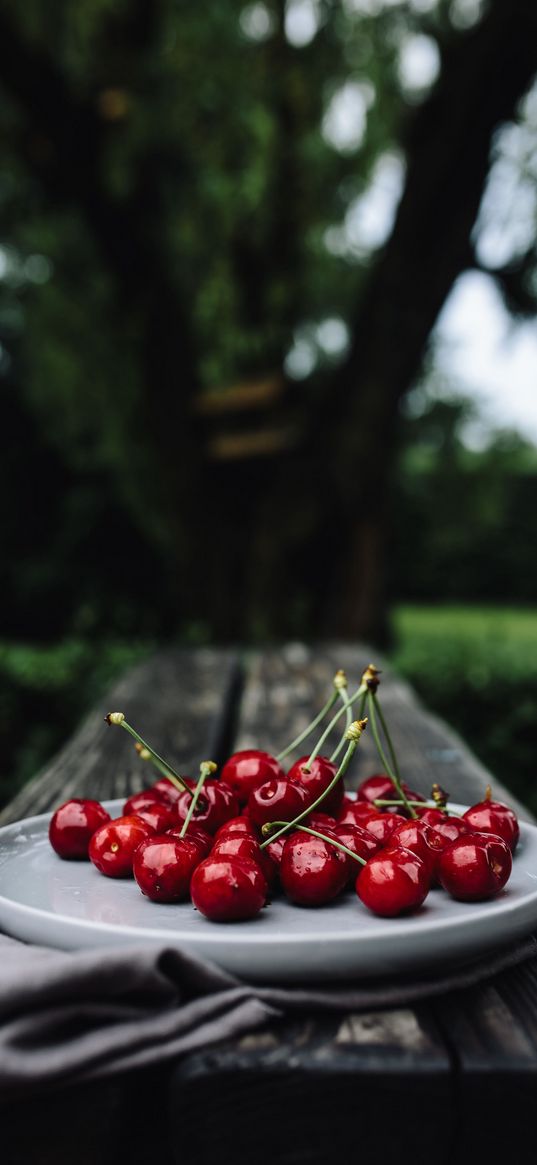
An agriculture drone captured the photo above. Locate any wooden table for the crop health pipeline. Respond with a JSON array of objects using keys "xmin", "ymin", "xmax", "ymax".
[{"xmin": 1, "ymin": 645, "xmax": 536, "ymax": 1165}]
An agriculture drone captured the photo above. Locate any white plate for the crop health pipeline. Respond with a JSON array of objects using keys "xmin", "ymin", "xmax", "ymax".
[{"xmin": 0, "ymin": 801, "xmax": 536, "ymax": 982}]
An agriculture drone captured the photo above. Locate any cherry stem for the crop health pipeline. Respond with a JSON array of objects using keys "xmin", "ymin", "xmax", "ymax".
[
  {"xmin": 366, "ymin": 692, "xmax": 417, "ymax": 819},
  {"xmin": 135, "ymin": 745, "xmax": 182, "ymax": 786},
  {"xmin": 330, "ymin": 689, "xmax": 366, "ymax": 764},
  {"xmin": 374, "ymin": 799, "xmax": 430, "ymax": 808},
  {"xmin": 276, "ymin": 689, "xmax": 338, "ymax": 763},
  {"xmin": 260, "ymin": 729, "xmax": 364, "ymax": 851},
  {"xmin": 117, "ymin": 720, "xmax": 193, "ymax": 798},
  {"xmin": 304, "ymin": 684, "xmax": 366, "ymax": 771},
  {"xmin": 179, "ymin": 764, "xmax": 212, "ymax": 837},
  {"xmin": 373, "ymin": 798, "xmax": 462, "ymax": 818},
  {"xmin": 266, "ymin": 822, "xmax": 367, "ymax": 866}
]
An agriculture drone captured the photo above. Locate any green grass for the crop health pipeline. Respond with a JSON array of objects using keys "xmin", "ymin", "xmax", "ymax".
[{"xmin": 389, "ymin": 605, "xmax": 537, "ymax": 814}]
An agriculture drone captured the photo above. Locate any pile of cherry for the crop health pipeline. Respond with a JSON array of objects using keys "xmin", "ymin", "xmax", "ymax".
[{"xmin": 49, "ymin": 749, "xmax": 519, "ymax": 923}]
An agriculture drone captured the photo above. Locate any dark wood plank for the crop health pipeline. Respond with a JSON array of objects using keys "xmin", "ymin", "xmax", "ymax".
[
  {"xmin": 0, "ymin": 649, "xmax": 240, "ymax": 825},
  {"xmin": 168, "ymin": 1007, "xmax": 455, "ymax": 1165},
  {"xmin": 237, "ymin": 643, "xmax": 531, "ymax": 818},
  {"xmin": 431, "ymin": 961, "xmax": 537, "ymax": 1159}
]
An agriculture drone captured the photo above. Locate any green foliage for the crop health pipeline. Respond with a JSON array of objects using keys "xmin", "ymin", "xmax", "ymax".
[
  {"xmin": 0, "ymin": 638, "xmax": 152, "ymax": 807},
  {"xmin": 390, "ymin": 606, "xmax": 537, "ymax": 814}
]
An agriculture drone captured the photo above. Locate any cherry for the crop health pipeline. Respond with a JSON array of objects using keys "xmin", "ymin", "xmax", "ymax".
[
  {"xmin": 334, "ymin": 822, "xmax": 381, "ymax": 859},
  {"xmin": 248, "ymin": 777, "xmax": 309, "ymax": 828},
  {"xmin": 279, "ymin": 831, "xmax": 348, "ymax": 907},
  {"xmin": 356, "ymin": 774, "xmax": 425, "ymax": 812},
  {"xmin": 265, "ymin": 836, "xmax": 287, "ymax": 866},
  {"xmin": 389, "ymin": 820, "xmax": 446, "ymax": 884},
  {"xmin": 175, "ymin": 780, "xmax": 240, "ymax": 834},
  {"xmin": 305, "ymin": 811, "xmax": 338, "ymax": 833},
  {"xmin": 49, "ymin": 799, "xmax": 111, "ymax": 860},
  {"xmin": 332, "ymin": 823, "xmax": 380, "ymax": 884},
  {"xmin": 463, "ymin": 794, "xmax": 519, "ymax": 853},
  {"xmin": 132, "ymin": 803, "xmax": 178, "ymax": 833},
  {"xmin": 213, "ymin": 817, "xmax": 260, "ymax": 843},
  {"xmin": 438, "ymin": 831, "xmax": 512, "ymax": 901},
  {"xmin": 362, "ymin": 812, "xmax": 407, "ymax": 847},
  {"xmin": 123, "ymin": 790, "xmax": 169, "ymax": 815},
  {"xmin": 220, "ymin": 750, "xmax": 286, "ymax": 805},
  {"xmin": 419, "ymin": 809, "xmax": 469, "ymax": 846},
  {"xmin": 338, "ymin": 800, "xmax": 380, "ymax": 827},
  {"xmin": 190, "ymin": 856, "xmax": 267, "ymax": 921},
  {"xmin": 167, "ymin": 824, "xmax": 213, "ymax": 859},
  {"xmin": 133, "ymin": 835, "xmax": 202, "ymax": 902},
  {"xmin": 211, "ymin": 835, "xmax": 277, "ymax": 892},
  {"xmin": 89, "ymin": 814, "xmax": 154, "ymax": 878},
  {"xmin": 151, "ymin": 777, "xmax": 195, "ymax": 806},
  {"xmin": 356, "ymin": 846, "xmax": 431, "ymax": 917},
  {"xmin": 287, "ymin": 755, "xmax": 344, "ymax": 816}
]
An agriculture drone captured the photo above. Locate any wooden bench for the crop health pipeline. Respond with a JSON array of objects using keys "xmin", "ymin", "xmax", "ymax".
[{"xmin": 1, "ymin": 644, "xmax": 536, "ymax": 1165}]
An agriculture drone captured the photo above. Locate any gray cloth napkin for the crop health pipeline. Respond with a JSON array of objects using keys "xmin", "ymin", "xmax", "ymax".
[{"xmin": 1, "ymin": 930, "xmax": 537, "ymax": 1100}]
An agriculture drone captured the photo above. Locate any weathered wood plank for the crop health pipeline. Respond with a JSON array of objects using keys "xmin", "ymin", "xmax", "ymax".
[
  {"xmin": 0, "ymin": 649, "xmax": 240, "ymax": 825},
  {"xmin": 236, "ymin": 643, "xmax": 531, "ymax": 818},
  {"xmin": 168, "ymin": 1007, "xmax": 455, "ymax": 1165},
  {"xmin": 432, "ymin": 962, "xmax": 537, "ymax": 1158}
]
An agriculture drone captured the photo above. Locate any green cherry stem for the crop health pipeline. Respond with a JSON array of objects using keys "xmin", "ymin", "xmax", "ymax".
[
  {"xmin": 373, "ymin": 693, "xmax": 403, "ymax": 787},
  {"xmin": 276, "ymin": 690, "xmax": 338, "ymax": 763},
  {"xmin": 179, "ymin": 762, "xmax": 216, "ymax": 838},
  {"xmin": 104, "ymin": 712, "xmax": 193, "ymax": 798},
  {"xmin": 330, "ymin": 687, "xmax": 366, "ymax": 764},
  {"xmin": 304, "ymin": 683, "xmax": 366, "ymax": 771},
  {"xmin": 134, "ymin": 743, "xmax": 179, "ymax": 784},
  {"xmin": 260, "ymin": 719, "xmax": 367, "ymax": 851},
  {"xmin": 373, "ymin": 798, "xmax": 462, "ymax": 817},
  {"xmin": 265, "ymin": 822, "xmax": 366, "ymax": 866},
  {"xmin": 374, "ymin": 799, "xmax": 430, "ymax": 808},
  {"xmin": 366, "ymin": 693, "xmax": 416, "ymax": 819}
]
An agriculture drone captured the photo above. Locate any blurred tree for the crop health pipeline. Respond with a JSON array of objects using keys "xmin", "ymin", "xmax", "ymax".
[{"xmin": 1, "ymin": 0, "xmax": 537, "ymax": 643}]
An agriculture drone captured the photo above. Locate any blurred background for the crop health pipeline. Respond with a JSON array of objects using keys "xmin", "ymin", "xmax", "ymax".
[{"xmin": 1, "ymin": 0, "xmax": 537, "ymax": 809}]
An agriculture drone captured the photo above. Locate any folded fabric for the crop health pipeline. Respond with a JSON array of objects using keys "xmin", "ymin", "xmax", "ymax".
[{"xmin": 1, "ymin": 930, "xmax": 537, "ymax": 1100}]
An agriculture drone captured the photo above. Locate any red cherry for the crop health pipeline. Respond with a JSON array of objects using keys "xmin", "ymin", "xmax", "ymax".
[
  {"xmin": 175, "ymin": 780, "xmax": 240, "ymax": 835},
  {"xmin": 133, "ymin": 835, "xmax": 201, "ymax": 902},
  {"xmin": 356, "ymin": 846, "xmax": 431, "ymax": 917},
  {"xmin": 220, "ymin": 750, "xmax": 286, "ymax": 805},
  {"xmin": 213, "ymin": 817, "xmax": 259, "ymax": 843},
  {"xmin": 362, "ymin": 812, "xmax": 407, "ymax": 847},
  {"xmin": 190, "ymin": 856, "xmax": 267, "ymax": 921},
  {"xmin": 389, "ymin": 820, "xmax": 446, "ymax": 884},
  {"xmin": 331, "ymin": 823, "xmax": 380, "ymax": 884},
  {"xmin": 463, "ymin": 798, "xmax": 519, "ymax": 852},
  {"xmin": 211, "ymin": 835, "xmax": 277, "ymax": 892},
  {"xmin": 438, "ymin": 831, "xmax": 512, "ymax": 901},
  {"xmin": 356, "ymin": 774, "xmax": 425, "ymax": 813},
  {"xmin": 166, "ymin": 824, "xmax": 213, "ymax": 859},
  {"xmin": 338, "ymin": 800, "xmax": 380, "ymax": 827},
  {"xmin": 334, "ymin": 822, "xmax": 381, "ymax": 859},
  {"xmin": 265, "ymin": 836, "xmax": 287, "ymax": 866},
  {"xmin": 49, "ymin": 799, "xmax": 111, "ymax": 860},
  {"xmin": 305, "ymin": 812, "xmax": 338, "ymax": 833},
  {"xmin": 123, "ymin": 790, "xmax": 169, "ymax": 816},
  {"xmin": 248, "ymin": 777, "xmax": 309, "ymax": 828},
  {"xmin": 419, "ymin": 809, "xmax": 470, "ymax": 846},
  {"xmin": 287, "ymin": 756, "xmax": 344, "ymax": 816},
  {"xmin": 89, "ymin": 814, "xmax": 154, "ymax": 878},
  {"xmin": 151, "ymin": 777, "xmax": 195, "ymax": 806},
  {"xmin": 133, "ymin": 803, "xmax": 178, "ymax": 833},
  {"xmin": 280, "ymin": 831, "xmax": 348, "ymax": 907}
]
